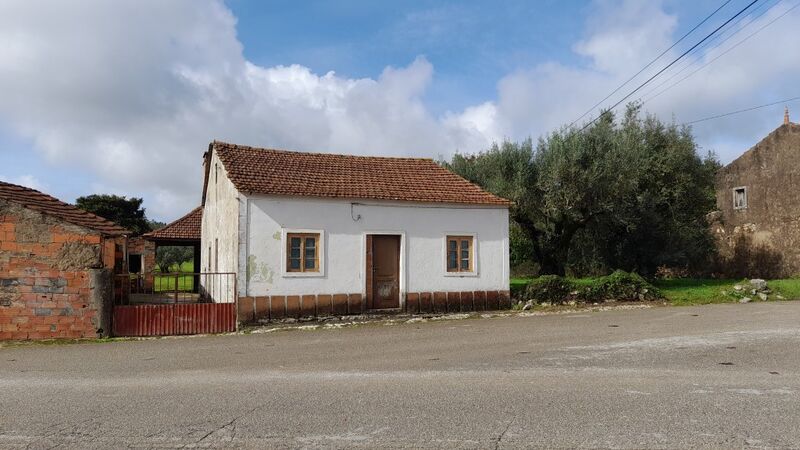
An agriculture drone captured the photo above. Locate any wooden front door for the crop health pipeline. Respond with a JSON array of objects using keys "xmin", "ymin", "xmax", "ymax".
[{"xmin": 369, "ymin": 234, "xmax": 400, "ymax": 309}]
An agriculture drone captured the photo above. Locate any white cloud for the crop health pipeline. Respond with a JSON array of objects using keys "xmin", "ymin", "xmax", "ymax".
[
  {"xmin": 0, "ymin": 174, "xmax": 47, "ymax": 192},
  {"xmin": 0, "ymin": 0, "xmax": 495, "ymax": 220},
  {"xmin": 0, "ymin": 0, "xmax": 798, "ymax": 221},
  {"xmin": 478, "ymin": 0, "xmax": 800, "ymax": 157}
]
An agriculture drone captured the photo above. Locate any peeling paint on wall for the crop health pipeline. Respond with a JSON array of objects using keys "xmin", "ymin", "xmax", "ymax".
[{"xmin": 246, "ymin": 254, "xmax": 274, "ymax": 285}]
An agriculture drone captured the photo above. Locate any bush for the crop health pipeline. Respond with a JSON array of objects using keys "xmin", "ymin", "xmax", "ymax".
[
  {"xmin": 583, "ymin": 270, "xmax": 662, "ymax": 302},
  {"xmin": 520, "ymin": 271, "xmax": 663, "ymax": 305},
  {"xmin": 524, "ymin": 275, "xmax": 577, "ymax": 304}
]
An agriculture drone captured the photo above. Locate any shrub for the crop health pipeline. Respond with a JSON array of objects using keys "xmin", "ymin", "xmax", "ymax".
[
  {"xmin": 583, "ymin": 270, "xmax": 662, "ymax": 302},
  {"xmin": 524, "ymin": 275, "xmax": 577, "ymax": 304}
]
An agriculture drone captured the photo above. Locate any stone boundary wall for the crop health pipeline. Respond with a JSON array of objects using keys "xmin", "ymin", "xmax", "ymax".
[{"xmin": 238, "ymin": 290, "xmax": 512, "ymax": 324}]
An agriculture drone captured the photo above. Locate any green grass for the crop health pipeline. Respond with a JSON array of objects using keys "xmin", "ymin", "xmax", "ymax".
[
  {"xmin": 512, "ymin": 276, "xmax": 800, "ymax": 306},
  {"xmin": 653, "ymin": 279, "xmax": 740, "ymax": 305},
  {"xmin": 154, "ymin": 261, "xmax": 195, "ymax": 292}
]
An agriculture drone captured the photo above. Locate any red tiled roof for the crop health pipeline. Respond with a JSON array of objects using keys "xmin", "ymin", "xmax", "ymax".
[
  {"xmin": 210, "ymin": 142, "xmax": 511, "ymax": 206},
  {"xmin": 0, "ymin": 180, "xmax": 129, "ymax": 236},
  {"xmin": 143, "ymin": 206, "xmax": 202, "ymax": 241}
]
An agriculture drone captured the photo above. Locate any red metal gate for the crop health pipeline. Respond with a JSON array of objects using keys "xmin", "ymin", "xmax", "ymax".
[
  {"xmin": 112, "ymin": 272, "xmax": 237, "ymax": 337},
  {"xmin": 112, "ymin": 303, "xmax": 236, "ymax": 336}
]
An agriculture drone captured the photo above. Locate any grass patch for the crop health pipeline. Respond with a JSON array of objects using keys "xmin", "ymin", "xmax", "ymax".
[
  {"xmin": 653, "ymin": 279, "xmax": 739, "ymax": 306},
  {"xmin": 154, "ymin": 261, "xmax": 194, "ymax": 292},
  {"xmin": 515, "ymin": 276, "xmax": 800, "ymax": 306}
]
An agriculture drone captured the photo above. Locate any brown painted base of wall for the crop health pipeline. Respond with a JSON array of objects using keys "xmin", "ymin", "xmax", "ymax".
[{"xmin": 238, "ymin": 290, "xmax": 511, "ymax": 324}]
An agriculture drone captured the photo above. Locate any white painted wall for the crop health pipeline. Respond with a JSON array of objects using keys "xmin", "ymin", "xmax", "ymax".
[
  {"xmin": 240, "ymin": 195, "xmax": 509, "ymax": 302},
  {"xmin": 200, "ymin": 152, "xmax": 241, "ymax": 302}
]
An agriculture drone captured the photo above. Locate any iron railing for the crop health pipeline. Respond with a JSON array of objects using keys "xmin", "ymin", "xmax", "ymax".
[{"xmin": 113, "ymin": 272, "xmax": 236, "ymax": 305}]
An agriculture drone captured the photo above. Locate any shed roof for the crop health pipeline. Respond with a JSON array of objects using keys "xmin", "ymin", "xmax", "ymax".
[
  {"xmin": 205, "ymin": 141, "xmax": 511, "ymax": 207},
  {"xmin": 0, "ymin": 180, "xmax": 129, "ymax": 236},
  {"xmin": 143, "ymin": 206, "xmax": 202, "ymax": 242}
]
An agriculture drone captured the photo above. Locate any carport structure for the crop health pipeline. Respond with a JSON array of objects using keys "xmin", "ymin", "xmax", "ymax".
[
  {"xmin": 116, "ymin": 206, "xmax": 205, "ymax": 304},
  {"xmin": 113, "ymin": 206, "xmax": 238, "ymax": 337},
  {"xmin": 142, "ymin": 206, "xmax": 203, "ymax": 287}
]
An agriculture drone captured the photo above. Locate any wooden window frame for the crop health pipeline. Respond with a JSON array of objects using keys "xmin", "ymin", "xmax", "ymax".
[
  {"xmin": 445, "ymin": 234, "xmax": 476, "ymax": 275},
  {"xmin": 282, "ymin": 229, "xmax": 325, "ymax": 277}
]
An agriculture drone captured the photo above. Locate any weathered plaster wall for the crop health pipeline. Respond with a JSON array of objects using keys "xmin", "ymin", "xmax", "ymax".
[
  {"xmin": 0, "ymin": 199, "xmax": 115, "ymax": 340},
  {"xmin": 713, "ymin": 123, "xmax": 800, "ymax": 276},
  {"xmin": 240, "ymin": 195, "xmax": 510, "ymax": 307},
  {"xmin": 200, "ymin": 151, "xmax": 240, "ymax": 301}
]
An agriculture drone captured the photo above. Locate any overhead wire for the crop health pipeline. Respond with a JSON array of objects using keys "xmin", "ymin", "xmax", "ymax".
[
  {"xmin": 637, "ymin": 0, "xmax": 781, "ymax": 103},
  {"xmin": 578, "ymin": 0, "xmax": 762, "ymax": 131},
  {"xmin": 684, "ymin": 95, "xmax": 800, "ymax": 125},
  {"xmin": 642, "ymin": 1, "xmax": 800, "ymax": 105},
  {"xmin": 568, "ymin": 0, "xmax": 734, "ymax": 127}
]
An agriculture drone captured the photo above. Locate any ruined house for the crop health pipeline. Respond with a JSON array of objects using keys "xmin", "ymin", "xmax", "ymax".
[
  {"xmin": 0, "ymin": 181, "xmax": 128, "ymax": 340},
  {"xmin": 710, "ymin": 108, "xmax": 800, "ymax": 277}
]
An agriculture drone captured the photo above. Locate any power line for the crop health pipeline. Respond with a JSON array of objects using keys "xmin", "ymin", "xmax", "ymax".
[
  {"xmin": 579, "ymin": 0, "xmax": 762, "ymax": 131},
  {"xmin": 568, "ymin": 0, "xmax": 733, "ymax": 127},
  {"xmin": 643, "ymin": 1, "xmax": 800, "ymax": 105},
  {"xmin": 638, "ymin": 0, "xmax": 781, "ymax": 103},
  {"xmin": 685, "ymin": 95, "xmax": 800, "ymax": 124}
]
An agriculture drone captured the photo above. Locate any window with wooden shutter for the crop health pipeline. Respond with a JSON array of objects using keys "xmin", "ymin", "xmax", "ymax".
[
  {"xmin": 446, "ymin": 235, "xmax": 473, "ymax": 272},
  {"xmin": 286, "ymin": 233, "xmax": 320, "ymax": 272}
]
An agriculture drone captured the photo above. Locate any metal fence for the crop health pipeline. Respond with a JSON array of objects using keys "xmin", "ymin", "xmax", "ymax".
[{"xmin": 113, "ymin": 272, "xmax": 236, "ymax": 305}]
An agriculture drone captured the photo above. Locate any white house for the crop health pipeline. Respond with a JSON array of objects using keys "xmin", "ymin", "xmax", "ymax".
[{"xmin": 200, "ymin": 141, "xmax": 511, "ymax": 321}]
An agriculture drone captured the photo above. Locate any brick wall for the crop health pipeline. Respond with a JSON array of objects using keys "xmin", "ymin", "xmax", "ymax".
[
  {"xmin": 127, "ymin": 237, "xmax": 156, "ymax": 290},
  {"xmin": 0, "ymin": 199, "xmax": 116, "ymax": 340},
  {"xmin": 237, "ymin": 290, "xmax": 511, "ymax": 324}
]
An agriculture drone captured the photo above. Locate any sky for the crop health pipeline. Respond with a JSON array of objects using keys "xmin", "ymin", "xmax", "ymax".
[{"xmin": 0, "ymin": 0, "xmax": 798, "ymax": 221}]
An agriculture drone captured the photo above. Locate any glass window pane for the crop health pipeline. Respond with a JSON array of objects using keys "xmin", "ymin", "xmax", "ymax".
[
  {"xmin": 305, "ymin": 237, "xmax": 316, "ymax": 248},
  {"xmin": 289, "ymin": 258, "xmax": 300, "ymax": 269},
  {"xmin": 304, "ymin": 258, "xmax": 316, "ymax": 270},
  {"xmin": 460, "ymin": 259, "xmax": 469, "ymax": 270},
  {"xmin": 447, "ymin": 252, "xmax": 458, "ymax": 270},
  {"xmin": 448, "ymin": 240, "xmax": 457, "ymax": 251},
  {"xmin": 290, "ymin": 248, "xmax": 300, "ymax": 258},
  {"xmin": 461, "ymin": 249, "xmax": 469, "ymax": 260},
  {"xmin": 290, "ymin": 237, "xmax": 301, "ymax": 248},
  {"xmin": 305, "ymin": 247, "xmax": 316, "ymax": 259},
  {"xmin": 461, "ymin": 239, "xmax": 470, "ymax": 250}
]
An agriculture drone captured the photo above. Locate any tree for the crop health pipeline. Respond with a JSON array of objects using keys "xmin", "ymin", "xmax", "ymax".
[
  {"xmin": 75, "ymin": 194, "xmax": 152, "ymax": 235},
  {"xmin": 147, "ymin": 220, "xmax": 167, "ymax": 231},
  {"xmin": 446, "ymin": 104, "xmax": 719, "ymax": 276},
  {"xmin": 155, "ymin": 246, "xmax": 194, "ymax": 273}
]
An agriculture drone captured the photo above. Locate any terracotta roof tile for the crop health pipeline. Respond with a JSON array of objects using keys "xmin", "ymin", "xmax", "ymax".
[
  {"xmin": 0, "ymin": 180, "xmax": 129, "ymax": 236},
  {"xmin": 144, "ymin": 206, "xmax": 202, "ymax": 241},
  {"xmin": 212, "ymin": 142, "xmax": 511, "ymax": 206}
]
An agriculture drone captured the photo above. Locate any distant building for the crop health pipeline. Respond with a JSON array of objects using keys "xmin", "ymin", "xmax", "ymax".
[{"xmin": 710, "ymin": 108, "xmax": 800, "ymax": 277}]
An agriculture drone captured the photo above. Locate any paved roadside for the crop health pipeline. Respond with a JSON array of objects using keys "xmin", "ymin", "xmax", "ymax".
[{"xmin": 1, "ymin": 302, "xmax": 799, "ymax": 448}]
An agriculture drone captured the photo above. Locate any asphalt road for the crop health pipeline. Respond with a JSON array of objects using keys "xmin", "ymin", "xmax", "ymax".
[{"xmin": 2, "ymin": 302, "xmax": 800, "ymax": 449}]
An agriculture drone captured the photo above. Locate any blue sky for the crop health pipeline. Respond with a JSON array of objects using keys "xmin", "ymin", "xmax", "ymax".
[
  {"xmin": 1, "ymin": 0, "xmax": 798, "ymax": 221},
  {"xmin": 228, "ymin": 0, "xmax": 585, "ymax": 112}
]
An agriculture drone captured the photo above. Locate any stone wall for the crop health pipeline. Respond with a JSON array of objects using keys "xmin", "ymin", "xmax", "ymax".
[
  {"xmin": 712, "ymin": 123, "xmax": 800, "ymax": 277},
  {"xmin": 237, "ymin": 290, "xmax": 512, "ymax": 323},
  {"xmin": 0, "ymin": 199, "xmax": 118, "ymax": 340}
]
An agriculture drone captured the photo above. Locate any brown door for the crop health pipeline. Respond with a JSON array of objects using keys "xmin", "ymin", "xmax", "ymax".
[{"xmin": 369, "ymin": 235, "xmax": 400, "ymax": 309}]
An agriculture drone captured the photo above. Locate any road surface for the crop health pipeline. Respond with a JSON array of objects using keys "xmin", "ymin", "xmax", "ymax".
[{"xmin": 2, "ymin": 302, "xmax": 800, "ymax": 448}]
